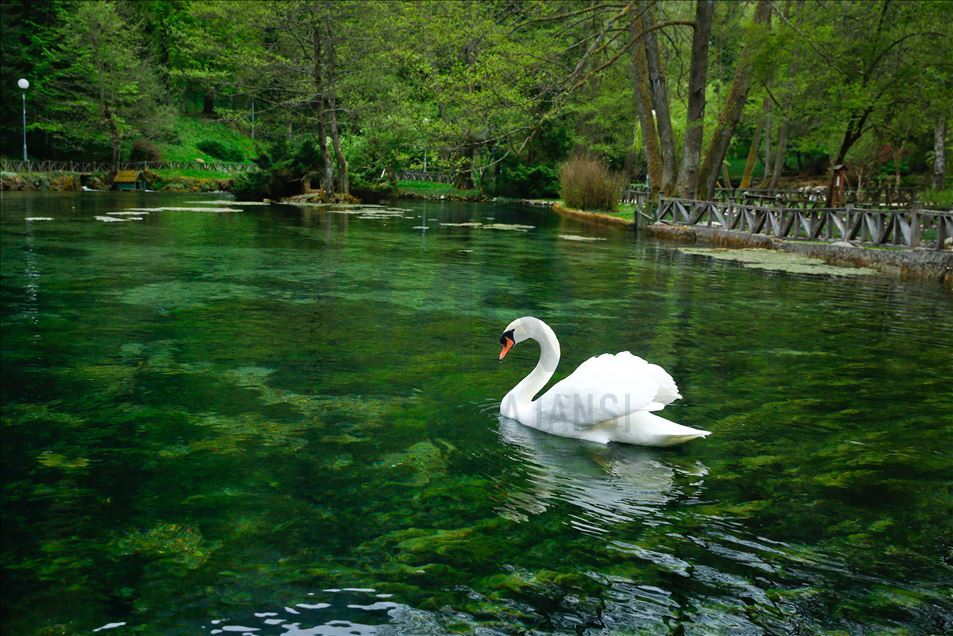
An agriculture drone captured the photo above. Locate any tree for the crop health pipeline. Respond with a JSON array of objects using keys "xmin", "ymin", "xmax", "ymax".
[
  {"xmin": 697, "ymin": 0, "xmax": 772, "ymax": 199},
  {"xmin": 675, "ymin": 0, "xmax": 714, "ymax": 198},
  {"xmin": 771, "ymin": 0, "xmax": 949, "ymax": 203},
  {"xmin": 34, "ymin": 0, "xmax": 172, "ymax": 164}
]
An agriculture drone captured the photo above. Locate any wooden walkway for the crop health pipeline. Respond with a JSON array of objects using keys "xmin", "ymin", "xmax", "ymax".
[{"xmin": 657, "ymin": 197, "xmax": 952, "ymax": 250}]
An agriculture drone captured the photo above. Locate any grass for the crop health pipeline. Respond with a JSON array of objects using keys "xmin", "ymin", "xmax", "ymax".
[
  {"xmin": 150, "ymin": 168, "xmax": 237, "ymax": 181},
  {"xmin": 919, "ymin": 187, "xmax": 953, "ymax": 207},
  {"xmin": 556, "ymin": 200, "xmax": 636, "ymax": 221},
  {"xmin": 396, "ymin": 180, "xmax": 481, "ymax": 198},
  {"xmin": 154, "ymin": 116, "xmax": 257, "ymax": 163}
]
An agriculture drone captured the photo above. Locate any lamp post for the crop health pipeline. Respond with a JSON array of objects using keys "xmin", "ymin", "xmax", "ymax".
[
  {"xmin": 18, "ymin": 78, "xmax": 29, "ymax": 161},
  {"xmin": 422, "ymin": 117, "xmax": 430, "ymax": 176}
]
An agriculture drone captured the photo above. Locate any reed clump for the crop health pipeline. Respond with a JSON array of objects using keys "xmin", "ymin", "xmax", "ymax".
[{"xmin": 559, "ymin": 155, "xmax": 622, "ymax": 212}]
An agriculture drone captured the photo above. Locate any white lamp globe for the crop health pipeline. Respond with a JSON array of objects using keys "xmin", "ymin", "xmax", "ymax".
[{"xmin": 18, "ymin": 78, "xmax": 29, "ymax": 90}]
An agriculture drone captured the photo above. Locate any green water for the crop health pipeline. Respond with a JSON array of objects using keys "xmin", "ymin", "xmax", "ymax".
[{"xmin": 1, "ymin": 192, "xmax": 951, "ymax": 635}]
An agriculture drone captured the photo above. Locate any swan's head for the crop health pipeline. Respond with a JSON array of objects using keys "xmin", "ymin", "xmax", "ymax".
[{"xmin": 499, "ymin": 317, "xmax": 533, "ymax": 361}]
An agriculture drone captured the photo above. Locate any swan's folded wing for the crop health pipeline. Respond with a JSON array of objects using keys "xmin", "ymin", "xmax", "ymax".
[
  {"xmin": 536, "ymin": 353, "xmax": 663, "ymax": 429},
  {"xmin": 615, "ymin": 352, "xmax": 681, "ymax": 410}
]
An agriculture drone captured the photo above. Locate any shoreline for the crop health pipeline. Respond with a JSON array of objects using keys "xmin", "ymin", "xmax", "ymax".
[
  {"xmin": 1, "ymin": 170, "xmax": 232, "ymax": 193},
  {"xmin": 553, "ymin": 201, "xmax": 952, "ymax": 285}
]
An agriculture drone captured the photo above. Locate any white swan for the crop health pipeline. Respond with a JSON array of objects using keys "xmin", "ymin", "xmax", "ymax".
[{"xmin": 498, "ymin": 316, "xmax": 710, "ymax": 447}]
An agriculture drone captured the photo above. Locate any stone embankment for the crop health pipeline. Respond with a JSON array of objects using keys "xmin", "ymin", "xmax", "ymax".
[{"xmin": 644, "ymin": 223, "xmax": 953, "ymax": 285}]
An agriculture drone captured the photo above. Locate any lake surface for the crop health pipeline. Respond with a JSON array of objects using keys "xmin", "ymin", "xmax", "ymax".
[{"xmin": 1, "ymin": 191, "xmax": 951, "ymax": 635}]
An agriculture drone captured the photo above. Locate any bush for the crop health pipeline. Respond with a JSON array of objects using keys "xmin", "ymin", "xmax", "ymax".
[
  {"xmin": 351, "ymin": 182, "xmax": 397, "ymax": 204},
  {"xmin": 559, "ymin": 155, "xmax": 623, "ymax": 211},
  {"xmin": 196, "ymin": 139, "xmax": 244, "ymax": 162},
  {"xmin": 494, "ymin": 161, "xmax": 559, "ymax": 199},
  {"xmin": 232, "ymin": 138, "xmax": 320, "ymax": 201},
  {"xmin": 130, "ymin": 139, "xmax": 161, "ymax": 162}
]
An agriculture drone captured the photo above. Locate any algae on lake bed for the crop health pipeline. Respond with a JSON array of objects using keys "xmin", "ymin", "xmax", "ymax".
[{"xmin": 680, "ymin": 247, "xmax": 879, "ymax": 276}]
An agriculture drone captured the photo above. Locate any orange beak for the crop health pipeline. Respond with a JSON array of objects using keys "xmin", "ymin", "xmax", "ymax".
[{"xmin": 499, "ymin": 336, "xmax": 514, "ymax": 361}]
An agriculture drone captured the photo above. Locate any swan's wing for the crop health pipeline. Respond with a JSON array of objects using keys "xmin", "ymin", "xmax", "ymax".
[{"xmin": 536, "ymin": 352, "xmax": 681, "ymax": 429}]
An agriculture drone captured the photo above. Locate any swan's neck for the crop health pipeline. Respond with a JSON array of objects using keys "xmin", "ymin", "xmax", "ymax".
[{"xmin": 504, "ymin": 319, "xmax": 560, "ymax": 418}]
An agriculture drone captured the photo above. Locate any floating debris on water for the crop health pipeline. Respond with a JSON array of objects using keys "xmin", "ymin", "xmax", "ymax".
[
  {"xmin": 439, "ymin": 222, "xmax": 535, "ymax": 231},
  {"xmin": 560, "ymin": 234, "xmax": 606, "ymax": 242},
  {"xmin": 25, "ymin": 217, "xmax": 53, "ymax": 221},
  {"xmin": 107, "ymin": 211, "xmax": 150, "ymax": 216},
  {"xmin": 185, "ymin": 200, "xmax": 272, "ymax": 206},
  {"xmin": 484, "ymin": 223, "xmax": 535, "ymax": 231},
  {"xmin": 133, "ymin": 206, "xmax": 242, "ymax": 213},
  {"xmin": 679, "ymin": 247, "xmax": 878, "ymax": 276},
  {"xmin": 322, "ymin": 207, "xmax": 408, "ymax": 216},
  {"xmin": 95, "ymin": 215, "xmax": 129, "ymax": 222},
  {"xmin": 93, "ymin": 622, "xmax": 126, "ymax": 632}
]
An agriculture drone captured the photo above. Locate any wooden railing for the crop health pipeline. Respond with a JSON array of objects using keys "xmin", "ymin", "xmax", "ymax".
[
  {"xmin": 0, "ymin": 159, "xmax": 257, "ymax": 174},
  {"xmin": 397, "ymin": 171, "xmax": 453, "ymax": 184},
  {"xmin": 657, "ymin": 197, "xmax": 952, "ymax": 250}
]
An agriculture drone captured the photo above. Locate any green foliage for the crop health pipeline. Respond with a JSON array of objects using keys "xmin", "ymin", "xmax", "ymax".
[
  {"xmin": 395, "ymin": 180, "xmax": 480, "ymax": 199},
  {"xmin": 1, "ymin": 0, "xmax": 948, "ymax": 191},
  {"xmin": 232, "ymin": 138, "xmax": 320, "ymax": 200},
  {"xmin": 559, "ymin": 155, "xmax": 623, "ymax": 212},
  {"xmin": 30, "ymin": 0, "xmax": 175, "ymax": 161},
  {"xmin": 196, "ymin": 139, "xmax": 244, "ymax": 162},
  {"xmin": 493, "ymin": 160, "xmax": 560, "ymax": 199},
  {"xmin": 919, "ymin": 187, "xmax": 953, "ymax": 206}
]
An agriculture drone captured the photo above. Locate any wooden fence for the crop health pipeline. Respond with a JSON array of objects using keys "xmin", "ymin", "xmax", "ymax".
[
  {"xmin": 0, "ymin": 159, "xmax": 257, "ymax": 174},
  {"xmin": 397, "ymin": 171, "xmax": 454, "ymax": 184},
  {"xmin": 657, "ymin": 197, "xmax": 952, "ymax": 250}
]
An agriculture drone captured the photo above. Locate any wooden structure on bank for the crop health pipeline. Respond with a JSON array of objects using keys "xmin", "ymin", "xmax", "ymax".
[
  {"xmin": 112, "ymin": 170, "xmax": 148, "ymax": 191},
  {"xmin": 656, "ymin": 197, "xmax": 952, "ymax": 251}
]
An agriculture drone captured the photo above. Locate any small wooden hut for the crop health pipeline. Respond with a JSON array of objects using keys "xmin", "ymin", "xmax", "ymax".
[{"xmin": 113, "ymin": 170, "xmax": 148, "ymax": 191}]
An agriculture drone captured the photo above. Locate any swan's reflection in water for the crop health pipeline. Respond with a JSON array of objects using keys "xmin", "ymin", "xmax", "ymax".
[{"xmin": 496, "ymin": 415, "xmax": 708, "ymax": 533}]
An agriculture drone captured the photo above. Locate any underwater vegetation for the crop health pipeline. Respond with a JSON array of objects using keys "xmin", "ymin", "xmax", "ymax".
[{"xmin": 1, "ymin": 192, "xmax": 951, "ymax": 634}]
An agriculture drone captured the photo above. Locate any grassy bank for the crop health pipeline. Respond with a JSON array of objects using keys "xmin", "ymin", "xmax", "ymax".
[
  {"xmin": 396, "ymin": 180, "xmax": 481, "ymax": 199},
  {"xmin": 154, "ymin": 115, "xmax": 257, "ymax": 163}
]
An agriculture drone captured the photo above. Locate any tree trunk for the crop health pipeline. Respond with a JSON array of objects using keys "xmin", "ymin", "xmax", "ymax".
[
  {"xmin": 761, "ymin": 100, "xmax": 772, "ymax": 186},
  {"xmin": 453, "ymin": 141, "xmax": 476, "ymax": 190},
  {"xmin": 312, "ymin": 18, "xmax": 333, "ymax": 194},
  {"xmin": 675, "ymin": 0, "xmax": 714, "ymax": 199},
  {"xmin": 105, "ymin": 107, "xmax": 121, "ymax": 167},
  {"xmin": 768, "ymin": 118, "xmax": 788, "ymax": 190},
  {"xmin": 739, "ymin": 101, "xmax": 768, "ymax": 189},
  {"xmin": 631, "ymin": 19, "xmax": 662, "ymax": 199},
  {"xmin": 721, "ymin": 161, "xmax": 732, "ymax": 189},
  {"xmin": 324, "ymin": 22, "xmax": 349, "ymax": 195},
  {"xmin": 893, "ymin": 141, "xmax": 904, "ymax": 189},
  {"xmin": 641, "ymin": 2, "xmax": 676, "ymax": 194},
  {"xmin": 934, "ymin": 115, "xmax": 947, "ymax": 190},
  {"xmin": 697, "ymin": 0, "xmax": 772, "ymax": 200},
  {"xmin": 203, "ymin": 90, "xmax": 215, "ymax": 115},
  {"xmin": 825, "ymin": 108, "xmax": 872, "ymax": 206}
]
